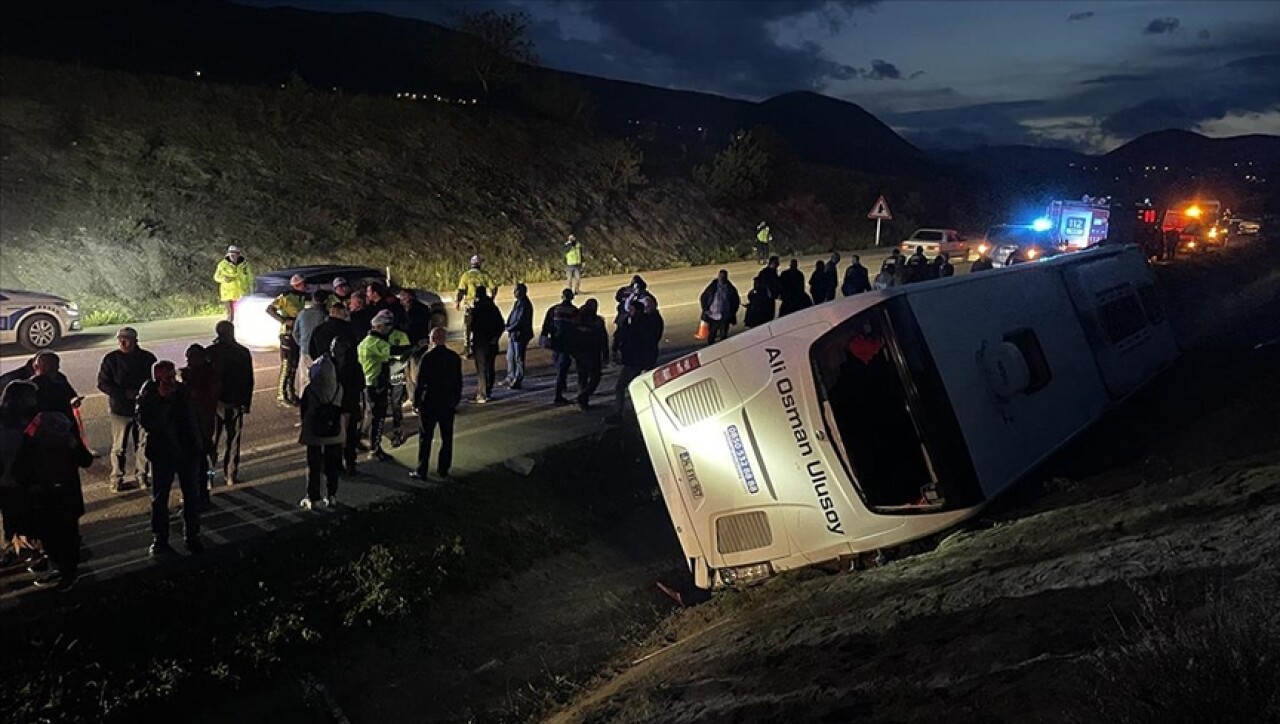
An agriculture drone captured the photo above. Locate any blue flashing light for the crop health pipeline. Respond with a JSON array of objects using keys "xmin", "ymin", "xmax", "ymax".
[{"xmin": 1031, "ymin": 217, "xmax": 1053, "ymax": 232}]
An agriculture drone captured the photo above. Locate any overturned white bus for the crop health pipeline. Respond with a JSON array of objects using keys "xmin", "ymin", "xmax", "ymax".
[{"xmin": 631, "ymin": 246, "xmax": 1177, "ymax": 588}]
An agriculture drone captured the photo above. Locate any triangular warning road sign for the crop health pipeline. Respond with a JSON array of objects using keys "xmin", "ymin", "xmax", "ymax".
[{"xmin": 867, "ymin": 195, "xmax": 892, "ymax": 220}]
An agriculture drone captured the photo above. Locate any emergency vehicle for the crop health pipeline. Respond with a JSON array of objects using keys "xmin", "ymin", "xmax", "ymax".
[
  {"xmin": 1043, "ymin": 197, "xmax": 1111, "ymax": 249},
  {"xmin": 1161, "ymin": 199, "xmax": 1227, "ymax": 254}
]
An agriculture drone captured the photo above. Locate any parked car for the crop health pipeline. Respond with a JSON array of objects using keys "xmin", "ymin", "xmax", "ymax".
[
  {"xmin": 1236, "ymin": 219, "xmax": 1261, "ymax": 235},
  {"xmin": 0, "ymin": 289, "xmax": 82, "ymax": 351},
  {"xmin": 899, "ymin": 228, "xmax": 970, "ymax": 261},
  {"xmin": 233, "ymin": 265, "xmax": 447, "ymax": 350},
  {"xmin": 983, "ymin": 225, "xmax": 1065, "ymax": 268}
]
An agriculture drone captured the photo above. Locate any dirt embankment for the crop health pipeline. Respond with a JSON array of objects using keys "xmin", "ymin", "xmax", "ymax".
[{"xmin": 548, "ymin": 240, "xmax": 1280, "ymax": 724}]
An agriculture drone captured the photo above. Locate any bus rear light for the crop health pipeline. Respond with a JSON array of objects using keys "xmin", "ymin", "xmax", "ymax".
[{"xmin": 653, "ymin": 354, "xmax": 701, "ymax": 388}]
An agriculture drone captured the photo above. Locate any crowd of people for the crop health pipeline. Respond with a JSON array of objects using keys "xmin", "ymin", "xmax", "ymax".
[
  {"xmin": 0, "ymin": 247, "xmax": 677, "ymax": 593},
  {"xmin": 6, "ymin": 230, "xmax": 953, "ymax": 594}
]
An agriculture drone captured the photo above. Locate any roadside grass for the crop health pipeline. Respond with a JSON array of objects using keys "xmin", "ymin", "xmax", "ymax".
[
  {"xmin": 79, "ymin": 294, "xmax": 224, "ymax": 327},
  {"xmin": 1073, "ymin": 579, "xmax": 1280, "ymax": 724},
  {"xmin": 0, "ymin": 427, "xmax": 667, "ymax": 724}
]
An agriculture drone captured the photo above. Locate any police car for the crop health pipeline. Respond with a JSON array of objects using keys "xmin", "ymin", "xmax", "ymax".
[
  {"xmin": 0, "ymin": 289, "xmax": 82, "ymax": 351},
  {"xmin": 234, "ymin": 265, "xmax": 448, "ymax": 350}
]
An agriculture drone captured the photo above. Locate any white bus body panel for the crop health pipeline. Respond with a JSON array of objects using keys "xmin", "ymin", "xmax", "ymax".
[{"xmin": 633, "ymin": 246, "xmax": 1175, "ymax": 588}]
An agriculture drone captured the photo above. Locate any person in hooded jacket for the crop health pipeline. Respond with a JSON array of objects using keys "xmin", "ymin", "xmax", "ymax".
[
  {"xmin": 570, "ymin": 299, "xmax": 610, "ymax": 411},
  {"xmin": 213, "ymin": 245, "xmax": 253, "ymax": 321},
  {"xmin": 13, "ymin": 411, "xmax": 92, "ymax": 591},
  {"xmin": 699, "ymin": 270, "xmax": 741, "ymax": 345},
  {"xmin": 137, "ymin": 361, "xmax": 206, "ymax": 557},
  {"xmin": 469, "ymin": 287, "xmax": 505, "ymax": 404},
  {"xmin": 0, "ymin": 381, "xmax": 39, "ymax": 571},
  {"xmin": 298, "ymin": 356, "xmax": 345, "ymax": 510}
]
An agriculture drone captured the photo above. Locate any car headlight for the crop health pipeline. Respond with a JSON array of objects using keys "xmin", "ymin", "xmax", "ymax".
[
  {"xmin": 1026, "ymin": 248, "xmax": 1040, "ymax": 260},
  {"xmin": 977, "ymin": 243, "xmax": 988, "ymax": 254},
  {"xmin": 719, "ymin": 562, "xmax": 773, "ymax": 586}
]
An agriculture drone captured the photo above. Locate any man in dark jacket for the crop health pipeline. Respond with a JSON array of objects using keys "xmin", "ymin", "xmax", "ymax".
[
  {"xmin": 348, "ymin": 291, "xmax": 375, "ymax": 342},
  {"xmin": 206, "ymin": 321, "xmax": 254, "ymax": 486},
  {"xmin": 410, "ymin": 327, "xmax": 463, "ymax": 482},
  {"xmin": 397, "ymin": 288, "xmax": 433, "ymax": 348},
  {"xmin": 32, "ymin": 352, "xmax": 79, "ymax": 418},
  {"xmin": 755, "ymin": 256, "xmax": 782, "ymax": 301},
  {"xmin": 503, "ymin": 283, "xmax": 535, "ymax": 390},
  {"xmin": 14, "ymin": 411, "xmax": 92, "ymax": 591},
  {"xmin": 779, "ymin": 258, "xmax": 806, "ymax": 301},
  {"xmin": 611, "ymin": 296, "xmax": 664, "ymax": 419},
  {"xmin": 905, "ymin": 245, "xmax": 929, "ymax": 284},
  {"xmin": 469, "ymin": 287, "xmax": 505, "ymax": 404},
  {"xmin": 540, "ymin": 289, "xmax": 579, "ymax": 406},
  {"xmin": 137, "ymin": 360, "xmax": 205, "ymax": 557},
  {"xmin": 823, "ymin": 252, "xmax": 841, "ymax": 299},
  {"xmin": 931, "ymin": 252, "xmax": 955, "ymax": 278},
  {"xmin": 841, "ymin": 255, "xmax": 871, "ymax": 296},
  {"xmin": 97, "ymin": 327, "xmax": 157, "ymax": 492},
  {"xmin": 809, "ymin": 260, "xmax": 830, "ymax": 304},
  {"xmin": 699, "ymin": 270, "xmax": 741, "ymax": 345},
  {"xmin": 571, "ymin": 299, "xmax": 610, "ymax": 411}
]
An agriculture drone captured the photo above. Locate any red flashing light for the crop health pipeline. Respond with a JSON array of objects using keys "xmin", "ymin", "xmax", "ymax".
[
  {"xmin": 653, "ymin": 354, "xmax": 701, "ymax": 388},
  {"xmin": 1139, "ymin": 209, "xmax": 1157, "ymax": 224}
]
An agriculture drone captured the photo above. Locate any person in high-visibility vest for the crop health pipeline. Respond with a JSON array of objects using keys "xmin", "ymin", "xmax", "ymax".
[
  {"xmin": 755, "ymin": 222, "xmax": 772, "ymax": 265},
  {"xmin": 564, "ymin": 233, "xmax": 582, "ymax": 295},
  {"xmin": 267, "ymin": 274, "xmax": 308, "ymax": 407},
  {"xmin": 455, "ymin": 255, "xmax": 498, "ymax": 358},
  {"xmin": 213, "ymin": 245, "xmax": 253, "ymax": 321}
]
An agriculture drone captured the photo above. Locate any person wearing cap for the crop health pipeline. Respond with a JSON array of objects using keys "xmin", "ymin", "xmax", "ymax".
[
  {"xmin": 564, "ymin": 233, "xmax": 582, "ymax": 296},
  {"xmin": 213, "ymin": 245, "xmax": 253, "ymax": 321},
  {"xmin": 357, "ymin": 309, "xmax": 407, "ymax": 461},
  {"xmin": 456, "ymin": 255, "xmax": 498, "ymax": 358},
  {"xmin": 755, "ymin": 221, "xmax": 772, "ymax": 265},
  {"xmin": 539, "ymin": 289, "xmax": 579, "ymax": 406},
  {"xmin": 267, "ymin": 274, "xmax": 309, "ymax": 408},
  {"xmin": 328, "ymin": 276, "xmax": 353, "ymax": 310},
  {"xmin": 97, "ymin": 327, "xmax": 158, "ymax": 492}
]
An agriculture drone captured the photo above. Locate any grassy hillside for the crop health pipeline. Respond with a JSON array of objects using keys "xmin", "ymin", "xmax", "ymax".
[{"xmin": 0, "ymin": 57, "xmax": 907, "ymax": 321}]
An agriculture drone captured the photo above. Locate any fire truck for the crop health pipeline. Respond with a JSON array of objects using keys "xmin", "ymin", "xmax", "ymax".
[{"xmin": 1041, "ymin": 196, "xmax": 1111, "ymax": 249}]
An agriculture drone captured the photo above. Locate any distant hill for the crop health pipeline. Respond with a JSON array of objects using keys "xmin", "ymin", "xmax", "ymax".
[
  {"xmin": 1, "ymin": 0, "xmax": 921, "ymax": 175},
  {"xmin": 1105, "ymin": 129, "xmax": 1280, "ymax": 169}
]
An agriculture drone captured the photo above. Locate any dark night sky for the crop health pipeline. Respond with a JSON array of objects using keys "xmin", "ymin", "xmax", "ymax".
[{"xmin": 241, "ymin": 0, "xmax": 1280, "ymax": 152}]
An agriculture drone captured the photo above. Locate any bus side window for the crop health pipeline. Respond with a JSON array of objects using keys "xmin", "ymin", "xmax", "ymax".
[
  {"xmin": 1098, "ymin": 290, "xmax": 1148, "ymax": 346},
  {"xmin": 1003, "ymin": 328, "xmax": 1052, "ymax": 393}
]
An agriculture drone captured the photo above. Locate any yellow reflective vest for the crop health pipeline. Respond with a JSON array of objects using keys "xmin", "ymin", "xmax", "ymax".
[
  {"xmin": 270, "ymin": 290, "xmax": 307, "ymax": 334},
  {"xmin": 756, "ymin": 226, "xmax": 772, "ymax": 244},
  {"xmin": 214, "ymin": 258, "xmax": 253, "ymax": 302},
  {"xmin": 565, "ymin": 243, "xmax": 582, "ymax": 266},
  {"xmin": 456, "ymin": 268, "xmax": 497, "ymax": 305}
]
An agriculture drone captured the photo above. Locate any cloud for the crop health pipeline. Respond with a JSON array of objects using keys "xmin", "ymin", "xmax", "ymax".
[
  {"xmin": 1144, "ymin": 17, "xmax": 1180, "ymax": 35},
  {"xmin": 1224, "ymin": 54, "xmax": 1280, "ymax": 73},
  {"xmin": 909, "ymin": 70, "xmax": 925, "ymax": 80},
  {"xmin": 1067, "ymin": 11, "xmax": 1094, "ymax": 22},
  {"xmin": 573, "ymin": 0, "xmax": 880, "ymax": 97},
  {"xmin": 1078, "ymin": 73, "xmax": 1149, "ymax": 85},
  {"xmin": 1194, "ymin": 107, "xmax": 1280, "ymax": 137},
  {"xmin": 1197, "ymin": 28, "xmax": 1211, "ymax": 40},
  {"xmin": 863, "ymin": 59, "xmax": 901, "ymax": 80}
]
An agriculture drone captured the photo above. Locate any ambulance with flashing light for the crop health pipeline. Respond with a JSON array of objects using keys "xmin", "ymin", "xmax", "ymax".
[
  {"xmin": 630, "ymin": 246, "xmax": 1177, "ymax": 589},
  {"xmin": 1162, "ymin": 199, "xmax": 1226, "ymax": 253}
]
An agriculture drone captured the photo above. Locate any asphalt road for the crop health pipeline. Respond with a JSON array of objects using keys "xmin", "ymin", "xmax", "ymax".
[{"xmin": 0, "ymin": 248, "xmax": 899, "ymax": 603}]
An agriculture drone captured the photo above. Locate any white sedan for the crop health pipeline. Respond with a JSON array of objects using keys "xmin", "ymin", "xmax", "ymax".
[{"xmin": 0, "ymin": 288, "xmax": 82, "ymax": 351}]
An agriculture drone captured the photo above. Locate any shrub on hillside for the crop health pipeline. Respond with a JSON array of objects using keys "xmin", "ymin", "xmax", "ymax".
[
  {"xmin": 694, "ymin": 130, "xmax": 772, "ymax": 204},
  {"xmin": 1072, "ymin": 580, "xmax": 1280, "ymax": 724}
]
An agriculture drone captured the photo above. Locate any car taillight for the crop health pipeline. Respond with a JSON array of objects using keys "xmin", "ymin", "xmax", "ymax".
[{"xmin": 653, "ymin": 354, "xmax": 701, "ymax": 388}]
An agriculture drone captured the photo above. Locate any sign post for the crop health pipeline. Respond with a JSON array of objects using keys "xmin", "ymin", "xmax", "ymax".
[{"xmin": 867, "ymin": 195, "xmax": 892, "ymax": 246}]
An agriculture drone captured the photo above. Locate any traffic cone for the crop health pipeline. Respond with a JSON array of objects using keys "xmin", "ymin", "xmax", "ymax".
[{"xmin": 694, "ymin": 321, "xmax": 710, "ymax": 340}]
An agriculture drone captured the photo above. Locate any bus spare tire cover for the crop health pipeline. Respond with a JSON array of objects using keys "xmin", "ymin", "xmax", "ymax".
[{"xmin": 982, "ymin": 341, "xmax": 1030, "ymax": 399}]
